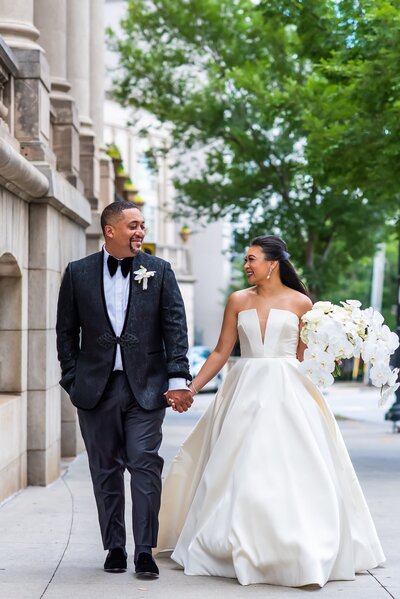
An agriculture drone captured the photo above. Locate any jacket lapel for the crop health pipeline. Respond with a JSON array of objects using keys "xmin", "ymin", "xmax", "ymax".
[
  {"xmin": 98, "ymin": 249, "xmax": 117, "ymax": 335},
  {"xmin": 121, "ymin": 252, "xmax": 150, "ymax": 333}
]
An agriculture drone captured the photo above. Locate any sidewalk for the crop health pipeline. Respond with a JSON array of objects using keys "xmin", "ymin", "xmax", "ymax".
[
  {"xmin": 323, "ymin": 381, "xmax": 397, "ymax": 426},
  {"xmin": 0, "ymin": 385, "xmax": 399, "ymax": 599}
]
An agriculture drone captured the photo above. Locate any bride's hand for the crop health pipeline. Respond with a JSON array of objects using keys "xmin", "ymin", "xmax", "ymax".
[{"xmin": 164, "ymin": 389, "xmax": 193, "ymax": 413}]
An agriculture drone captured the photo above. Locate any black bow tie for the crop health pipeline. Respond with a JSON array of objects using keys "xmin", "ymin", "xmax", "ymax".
[{"xmin": 107, "ymin": 255, "xmax": 133, "ymax": 278}]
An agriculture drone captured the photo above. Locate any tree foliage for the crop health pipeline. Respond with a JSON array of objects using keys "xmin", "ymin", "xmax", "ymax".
[{"xmin": 109, "ymin": 0, "xmax": 400, "ymax": 296}]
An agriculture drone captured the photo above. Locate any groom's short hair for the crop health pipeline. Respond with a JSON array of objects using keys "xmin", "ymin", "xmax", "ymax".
[{"xmin": 101, "ymin": 200, "xmax": 142, "ymax": 234}]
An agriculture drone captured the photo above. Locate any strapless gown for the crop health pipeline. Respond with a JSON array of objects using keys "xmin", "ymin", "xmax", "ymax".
[{"xmin": 156, "ymin": 308, "xmax": 385, "ymax": 587}]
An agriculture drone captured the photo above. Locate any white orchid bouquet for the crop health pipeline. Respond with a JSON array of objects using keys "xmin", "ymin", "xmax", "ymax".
[{"xmin": 299, "ymin": 300, "xmax": 399, "ymax": 404}]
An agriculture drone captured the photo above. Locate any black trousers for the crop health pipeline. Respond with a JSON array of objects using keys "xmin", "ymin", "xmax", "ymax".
[{"xmin": 78, "ymin": 371, "xmax": 165, "ymax": 551}]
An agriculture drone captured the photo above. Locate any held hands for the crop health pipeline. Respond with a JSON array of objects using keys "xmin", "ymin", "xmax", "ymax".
[{"xmin": 164, "ymin": 387, "xmax": 195, "ymax": 413}]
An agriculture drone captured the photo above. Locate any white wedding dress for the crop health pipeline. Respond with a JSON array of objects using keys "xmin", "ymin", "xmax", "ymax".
[{"xmin": 156, "ymin": 308, "xmax": 385, "ymax": 587}]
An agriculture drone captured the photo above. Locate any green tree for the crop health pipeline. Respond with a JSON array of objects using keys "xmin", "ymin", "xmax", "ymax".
[
  {"xmin": 328, "ymin": 239, "xmax": 398, "ymax": 329},
  {"xmin": 108, "ymin": 0, "xmax": 400, "ymax": 296}
]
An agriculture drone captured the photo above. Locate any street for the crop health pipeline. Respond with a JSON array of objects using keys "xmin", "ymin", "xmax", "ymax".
[{"xmin": 0, "ymin": 383, "xmax": 399, "ymax": 599}]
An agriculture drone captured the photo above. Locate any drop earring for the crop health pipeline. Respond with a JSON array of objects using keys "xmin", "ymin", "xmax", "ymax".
[{"xmin": 267, "ymin": 267, "xmax": 273, "ymax": 280}]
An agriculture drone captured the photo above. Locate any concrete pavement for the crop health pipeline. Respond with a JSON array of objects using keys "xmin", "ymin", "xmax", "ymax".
[
  {"xmin": 0, "ymin": 383, "xmax": 399, "ymax": 599},
  {"xmin": 324, "ymin": 381, "xmax": 397, "ymax": 426}
]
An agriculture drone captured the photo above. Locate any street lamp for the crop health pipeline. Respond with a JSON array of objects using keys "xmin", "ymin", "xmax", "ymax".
[{"xmin": 385, "ymin": 240, "xmax": 400, "ymax": 432}]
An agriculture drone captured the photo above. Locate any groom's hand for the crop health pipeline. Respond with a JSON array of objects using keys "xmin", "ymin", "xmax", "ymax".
[{"xmin": 165, "ymin": 389, "xmax": 193, "ymax": 413}]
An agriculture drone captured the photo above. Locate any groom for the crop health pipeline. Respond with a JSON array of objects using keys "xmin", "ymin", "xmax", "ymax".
[{"xmin": 56, "ymin": 200, "xmax": 193, "ymax": 578}]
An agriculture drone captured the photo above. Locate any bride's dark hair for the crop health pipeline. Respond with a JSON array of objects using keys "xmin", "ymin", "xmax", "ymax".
[{"xmin": 250, "ymin": 235, "xmax": 309, "ymax": 296}]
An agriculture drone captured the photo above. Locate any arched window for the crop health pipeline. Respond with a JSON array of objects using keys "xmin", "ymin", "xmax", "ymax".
[{"xmin": 0, "ymin": 253, "xmax": 22, "ymax": 393}]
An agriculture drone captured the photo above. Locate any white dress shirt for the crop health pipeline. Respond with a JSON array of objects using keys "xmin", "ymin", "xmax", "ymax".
[{"xmin": 102, "ymin": 247, "xmax": 188, "ymax": 391}]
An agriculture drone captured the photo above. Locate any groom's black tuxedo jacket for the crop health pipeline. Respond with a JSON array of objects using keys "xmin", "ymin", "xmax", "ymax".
[{"xmin": 56, "ymin": 250, "xmax": 191, "ymax": 411}]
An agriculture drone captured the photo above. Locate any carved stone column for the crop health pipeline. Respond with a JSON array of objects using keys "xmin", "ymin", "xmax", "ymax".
[
  {"xmin": 0, "ymin": 0, "xmax": 40, "ymax": 50},
  {"xmin": 0, "ymin": 40, "xmax": 18, "ymax": 141},
  {"xmin": 0, "ymin": 0, "xmax": 56, "ymax": 165},
  {"xmin": 0, "ymin": 60, "xmax": 10, "ymax": 127},
  {"xmin": 34, "ymin": 0, "xmax": 69, "ymax": 96},
  {"xmin": 34, "ymin": 0, "xmax": 81, "ymax": 185},
  {"xmin": 67, "ymin": 0, "xmax": 98, "ymax": 207},
  {"xmin": 85, "ymin": 0, "xmax": 112, "ymax": 253},
  {"xmin": 90, "ymin": 0, "xmax": 104, "ymax": 158}
]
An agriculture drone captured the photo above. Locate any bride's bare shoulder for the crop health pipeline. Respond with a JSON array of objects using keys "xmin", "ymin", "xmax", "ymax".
[
  {"xmin": 288, "ymin": 290, "xmax": 313, "ymax": 317},
  {"xmin": 228, "ymin": 288, "xmax": 255, "ymax": 313}
]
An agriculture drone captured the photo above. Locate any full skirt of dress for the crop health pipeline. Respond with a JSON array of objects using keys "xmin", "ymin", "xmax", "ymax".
[{"xmin": 156, "ymin": 357, "xmax": 385, "ymax": 587}]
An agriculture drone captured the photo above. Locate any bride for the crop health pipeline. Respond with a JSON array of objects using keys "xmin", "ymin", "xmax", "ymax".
[{"xmin": 160, "ymin": 235, "xmax": 385, "ymax": 587}]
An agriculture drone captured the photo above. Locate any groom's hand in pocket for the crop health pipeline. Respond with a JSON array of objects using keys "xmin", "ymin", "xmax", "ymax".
[{"xmin": 165, "ymin": 389, "xmax": 193, "ymax": 413}]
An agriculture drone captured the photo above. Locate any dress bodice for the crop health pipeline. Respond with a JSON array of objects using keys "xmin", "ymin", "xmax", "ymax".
[{"xmin": 237, "ymin": 308, "xmax": 299, "ymax": 358}]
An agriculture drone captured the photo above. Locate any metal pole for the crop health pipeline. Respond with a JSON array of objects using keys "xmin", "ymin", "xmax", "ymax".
[
  {"xmin": 385, "ymin": 239, "xmax": 400, "ymax": 431},
  {"xmin": 364, "ymin": 244, "xmax": 386, "ymax": 384}
]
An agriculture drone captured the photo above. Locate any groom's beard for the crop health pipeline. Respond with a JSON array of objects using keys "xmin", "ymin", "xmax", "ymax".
[{"xmin": 129, "ymin": 238, "xmax": 143, "ymax": 255}]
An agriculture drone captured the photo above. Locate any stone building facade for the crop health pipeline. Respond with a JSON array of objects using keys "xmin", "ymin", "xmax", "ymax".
[
  {"xmin": 0, "ymin": 0, "xmax": 194, "ymax": 503},
  {"xmin": 0, "ymin": 0, "xmax": 109, "ymax": 503}
]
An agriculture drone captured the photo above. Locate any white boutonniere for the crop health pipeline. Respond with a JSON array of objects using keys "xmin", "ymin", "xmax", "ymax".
[{"xmin": 133, "ymin": 265, "xmax": 156, "ymax": 290}]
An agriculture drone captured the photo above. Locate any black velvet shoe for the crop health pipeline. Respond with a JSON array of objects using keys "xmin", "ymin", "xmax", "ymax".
[
  {"xmin": 134, "ymin": 552, "xmax": 159, "ymax": 579},
  {"xmin": 104, "ymin": 548, "xmax": 127, "ymax": 573}
]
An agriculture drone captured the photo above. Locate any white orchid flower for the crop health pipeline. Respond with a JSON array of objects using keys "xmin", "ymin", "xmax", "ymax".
[
  {"xmin": 379, "ymin": 383, "xmax": 400, "ymax": 407},
  {"xmin": 378, "ymin": 325, "xmax": 399, "ymax": 352},
  {"xmin": 302, "ymin": 308, "xmax": 325, "ymax": 325},
  {"xmin": 372, "ymin": 310, "xmax": 385, "ymax": 327},
  {"xmin": 314, "ymin": 349, "xmax": 335, "ymax": 372},
  {"xmin": 303, "ymin": 345, "xmax": 318, "ymax": 360},
  {"xmin": 387, "ymin": 368, "xmax": 400, "ymax": 387},
  {"xmin": 313, "ymin": 301, "xmax": 334, "ymax": 313},
  {"xmin": 133, "ymin": 265, "xmax": 156, "ymax": 290},
  {"xmin": 361, "ymin": 307, "xmax": 374, "ymax": 326},
  {"xmin": 298, "ymin": 360, "xmax": 316, "ymax": 377},
  {"xmin": 298, "ymin": 359, "xmax": 334, "ymax": 388},
  {"xmin": 369, "ymin": 364, "xmax": 392, "ymax": 387},
  {"xmin": 313, "ymin": 368, "xmax": 335, "ymax": 388},
  {"xmin": 341, "ymin": 299, "xmax": 362, "ymax": 309}
]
